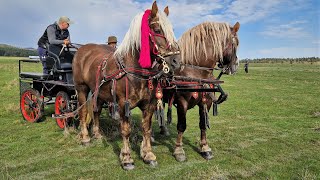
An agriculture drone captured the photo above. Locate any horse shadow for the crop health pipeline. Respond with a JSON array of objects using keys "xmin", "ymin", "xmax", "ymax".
[
  {"xmin": 98, "ymin": 109, "xmax": 198, "ymax": 158},
  {"xmin": 152, "ymin": 124, "xmax": 200, "ymax": 155}
]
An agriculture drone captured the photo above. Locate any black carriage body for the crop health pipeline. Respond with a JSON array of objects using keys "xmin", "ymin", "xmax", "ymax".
[
  {"xmin": 19, "ymin": 47, "xmax": 76, "ymax": 99},
  {"xmin": 19, "ymin": 46, "xmax": 78, "ymax": 124}
]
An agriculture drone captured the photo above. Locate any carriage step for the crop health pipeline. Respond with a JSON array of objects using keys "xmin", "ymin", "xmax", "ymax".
[{"xmin": 20, "ymin": 72, "xmax": 49, "ymax": 80}]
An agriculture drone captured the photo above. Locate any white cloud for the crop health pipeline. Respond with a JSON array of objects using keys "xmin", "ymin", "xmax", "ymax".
[
  {"xmin": 157, "ymin": 0, "xmax": 226, "ymax": 29},
  {"xmin": 221, "ymin": 0, "xmax": 283, "ymax": 23},
  {"xmin": 258, "ymin": 47, "xmax": 320, "ymax": 58},
  {"xmin": 0, "ymin": 0, "xmax": 151, "ymax": 46},
  {"xmin": 312, "ymin": 40, "xmax": 320, "ymax": 45},
  {"xmin": 0, "ymin": 0, "xmax": 317, "ymax": 62},
  {"xmin": 261, "ymin": 20, "xmax": 310, "ymax": 39}
]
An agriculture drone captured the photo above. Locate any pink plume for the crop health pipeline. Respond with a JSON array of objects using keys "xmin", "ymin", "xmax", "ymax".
[{"xmin": 139, "ymin": 10, "xmax": 152, "ymax": 68}]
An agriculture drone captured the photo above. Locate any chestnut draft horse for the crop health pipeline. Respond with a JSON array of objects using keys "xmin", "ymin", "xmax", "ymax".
[
  {"xmin": 163, "ymin": 22, "xmax": 240, "ymax": 162},
  {"xmin": 72, "ymin": 2, "xmax": 180, "ymax": 170}
]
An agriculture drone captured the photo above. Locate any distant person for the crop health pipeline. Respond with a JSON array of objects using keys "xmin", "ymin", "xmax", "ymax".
[
  {"xmin": 107, "ymin": 36, "xmax": 117, "ymax": 48},
  {"xmin": 244, "ymin": 61, "xmax": 249, "ymax": 73},
  {"xmin": 37, "ymin": 16, "xmax": 73, "ymax": 74}
]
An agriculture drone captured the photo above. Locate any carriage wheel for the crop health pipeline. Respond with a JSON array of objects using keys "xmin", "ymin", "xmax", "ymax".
[
  {"xmin": 55, "ymin": 91, "xmax": 70, "ymax": 129},
  {"xmin": 20, "ymin": 88, "xmax": 43, "ymax": 123}
]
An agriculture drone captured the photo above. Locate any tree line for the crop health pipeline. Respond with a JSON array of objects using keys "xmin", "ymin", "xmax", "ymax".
[
  {"xmin": 240, "ymin": 57, "xmax": 320, "ymax": 64},
  {"xmin": 0, "ymin": 44, "xmax": 37, "ymax": 57}
]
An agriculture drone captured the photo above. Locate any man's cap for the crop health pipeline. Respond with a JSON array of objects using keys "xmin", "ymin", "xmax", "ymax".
[
  {"xmin": 107, "ymin": 36, "xmax": 117, "ymax": 44},
  {"xmin": 58, "ymin": 16, "xmax": 74, "ymax": 24}
]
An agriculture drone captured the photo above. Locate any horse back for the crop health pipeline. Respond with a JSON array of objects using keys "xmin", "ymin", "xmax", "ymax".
[{"xmin": 72, "ymin": 44, "xmax": 115, "ymax": 87}]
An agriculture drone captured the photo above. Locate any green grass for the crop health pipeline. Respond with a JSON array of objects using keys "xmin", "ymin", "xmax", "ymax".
[{"xmin": 0, "ymin": 56, "xmax": 319, "ymax": 179}]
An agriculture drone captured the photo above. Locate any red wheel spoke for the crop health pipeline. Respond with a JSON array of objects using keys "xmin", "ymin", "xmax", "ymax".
[
  {"xmin": 26, "ymin": 92, "xmax": 31, "ymax": 100},
  {"xmin": 34, "ymin": 110, "xmax": 39, "ymax": 118},
  {"xmin": 55, "ymin": 92, "xmax": 70, "ymax": 129},
  {"xmin": 30, "ymin": 111, "xmax": 35, "ymax": 120},
  {"xmin": 21, "ymin": 89, "xmax": 42, "ymax": 123},
  {"xmin": 25, "ymin": 94, "xmax": 33, "ymax": 104}
]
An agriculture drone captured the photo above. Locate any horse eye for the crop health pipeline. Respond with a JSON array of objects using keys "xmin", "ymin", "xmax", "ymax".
[{"xmin": 154, "ymin": 29, "xmax": 161, "ymax": 34}]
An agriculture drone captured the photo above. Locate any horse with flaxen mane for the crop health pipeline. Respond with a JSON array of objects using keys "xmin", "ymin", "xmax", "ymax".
[
  {"xmin": 162, "ymin": 21, "xmax": 240, "ymax": 162},
  {"xmin": 72, "ymin": 1, "xmax": 180, "ymax": 170}
]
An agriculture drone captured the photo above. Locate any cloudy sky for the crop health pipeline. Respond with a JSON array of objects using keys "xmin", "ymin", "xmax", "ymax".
[{"xmin": 0, "ymin": 0, "xmax": 319, "ymax": 59}]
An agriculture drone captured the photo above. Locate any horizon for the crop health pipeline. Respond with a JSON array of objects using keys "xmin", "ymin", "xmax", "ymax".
[
  {"xmin": 0, "ymin": 0, "xmax": 319, "ymax": 59},
  {"xmin": 1, "ymin": 43, "xmax": 319, "ymax": 59}
]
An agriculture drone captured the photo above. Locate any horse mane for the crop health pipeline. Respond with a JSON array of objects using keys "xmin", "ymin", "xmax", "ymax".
[
  {"xmin": 178, "ymin": 22, "xmax": 232, "ymax": 65},
  {"xmin": 114, "ymin": 11, "xmax": 177, "ymax": 58}
]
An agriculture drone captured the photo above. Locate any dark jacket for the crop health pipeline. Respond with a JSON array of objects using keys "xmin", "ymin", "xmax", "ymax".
[{"xmin": 38, "ymin": 22, "xmax": 70, "ymax": 48}]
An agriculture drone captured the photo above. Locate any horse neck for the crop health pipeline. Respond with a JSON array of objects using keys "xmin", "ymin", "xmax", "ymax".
[
  {"xmin": 185, "ymin": 38, "xmax": 223, "ymax": 69},
  {"xmin": 204, "ymin": 37, "xmax": 224, "ymax": 67},
  {"xmin": 121, "ymin": 49, "xmax": 140, "ymax": 67}
]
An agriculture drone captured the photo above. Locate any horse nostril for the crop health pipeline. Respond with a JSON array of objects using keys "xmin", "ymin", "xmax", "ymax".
[{"xmin": 172, "ymin": 59, "xmax": 177, "ymax": 64}]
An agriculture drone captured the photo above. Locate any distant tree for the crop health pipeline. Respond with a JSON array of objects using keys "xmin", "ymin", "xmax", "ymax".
[
  {"xmin": 239, "ymin": 57, "xmax": 320, "ymax": 64},
  {"xmin": 0, "ymin": 44, "xmax": 37, "ymax": 57}
]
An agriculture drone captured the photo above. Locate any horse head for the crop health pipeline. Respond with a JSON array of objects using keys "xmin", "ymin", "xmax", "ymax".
[
  {"xmin": 148, "ymin": 1, "xmax": 181, "ymax": 75},
  {"xmin": 222, "ymin": 22, "xmax": 240, "ymax": 75}
]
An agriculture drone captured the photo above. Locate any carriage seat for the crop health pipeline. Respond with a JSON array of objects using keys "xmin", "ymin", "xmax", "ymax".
[
  {"xmin": 20, "ymin": 72, "xmax": 49, "ymax": 80},
  {"xmin": 46, "ymin": 44, "xmax": 74, "ymax": 72},
  {"xmin": 59, "ymin": 63, "xmax": 72, "ymax": 70}
]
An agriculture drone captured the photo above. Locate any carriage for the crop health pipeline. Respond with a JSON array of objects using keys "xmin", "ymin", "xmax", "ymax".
[
  {"xmin": 19, "ymin": 45, "xmax": 78, "ymax": 129},
  {"xmin": 18, "ymin": 43, "xmax": 227, "ymax": 130}
]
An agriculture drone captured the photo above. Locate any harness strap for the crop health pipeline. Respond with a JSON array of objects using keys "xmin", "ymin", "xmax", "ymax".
[
  {"xmin": 182, "ymin": 64, "xmax": 215, "ymax": 71},
  {"xmin": 124, "ymin": 76, "xmax": 131, "ymax": 117},
  {"xmin": 111, "ymin": 79, "xmax": 120, "ymax": 120},
  {"xmin": 93, "ymin": 62, "xmax": 103, "ymax": 112}
]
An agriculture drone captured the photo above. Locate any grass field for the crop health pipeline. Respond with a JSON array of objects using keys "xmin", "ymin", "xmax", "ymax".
[{"xmin": 0, "ymin": 56, "xmax": 319, "ymax": 179}]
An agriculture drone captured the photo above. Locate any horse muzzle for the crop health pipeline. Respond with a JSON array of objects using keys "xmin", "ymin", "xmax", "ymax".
[{"xmin": 164, "ymin": 54, "xmax": 181, "ymax": 75}]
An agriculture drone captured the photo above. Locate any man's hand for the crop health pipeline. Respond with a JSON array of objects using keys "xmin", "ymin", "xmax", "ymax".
[{"xmin": 63, "ymin": 39, "xmax": 70, "ymax": 45}]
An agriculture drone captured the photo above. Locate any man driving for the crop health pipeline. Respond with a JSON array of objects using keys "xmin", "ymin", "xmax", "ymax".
[{"xmin": 37, "ymin": 16, "xmax": 73, "ymax": 74}]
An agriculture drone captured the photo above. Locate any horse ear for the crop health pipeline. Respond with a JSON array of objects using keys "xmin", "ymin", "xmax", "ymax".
[
  {"xmin": 164, "ymin": 6, "xmax": 169, "ymax": 16},
  {"xmin": 233, "ymin": 22, "xmax": 240, "ymax": 33},
  {"xmin": 151, "ymin": 1, "xmax": 158, "ymax": 18}
]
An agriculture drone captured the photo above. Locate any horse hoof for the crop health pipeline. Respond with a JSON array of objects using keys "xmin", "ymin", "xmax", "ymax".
[
  {"xmin": 200, "ymin": 151, "xmax": 213, "ymax": 160},
  {"xmin": 113, "ymin": 112, "xmax": 120, "ymax": 120},
  {"xmin": 160, "ymin": 129, "xmax": 170, "ymax": 136},
  {"xmin": 144, "ymin": 160, "xmax": 158, "ymax": 167},
  {"xmin": 151, "ymin": 136, "xmax": 155, "ymax": 143},
  {"xmin": 122, "ymin": 163, "xmax": 135, "ymax": 170},
  {"xmin": 81, "ymin": 141, "xmax": 91, "ymax": 146},
  {"xmin": 81, "ymin": 138, "xmax": 91, "ymax": 146},
  {"xmin": 174, "ymin": 154, "xmax": 186, "ymax": 162},
  {"xmin": 94, "ymin": 133, "xmax": 103, "ymax": 140}
]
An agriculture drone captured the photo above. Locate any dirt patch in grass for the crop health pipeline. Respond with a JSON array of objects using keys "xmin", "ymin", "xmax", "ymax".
[
  {"xmin": 3, "ymin": 78, "xmax": 18, "ymax": 91},
  {"xmin": 4, "ymin": 103, "xmax": 19, "ymax": 114},
  {"xmin": 312, "ymin": 111, "xmax": 320, "ymax": 118}
]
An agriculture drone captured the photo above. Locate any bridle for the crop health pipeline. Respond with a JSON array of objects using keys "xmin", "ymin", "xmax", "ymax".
[
  {"xmin": 149, "ymin": 20, "xmax": 180, "ymax": 74},
  {"xmin": 219, "ymin": 34, "xmax": 238, "ymax": 71}
]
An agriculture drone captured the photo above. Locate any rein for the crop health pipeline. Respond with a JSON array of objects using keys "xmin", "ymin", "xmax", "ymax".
[{"xmin": 149, "ymin": 30, "xmax": 180, "ymax": 74}]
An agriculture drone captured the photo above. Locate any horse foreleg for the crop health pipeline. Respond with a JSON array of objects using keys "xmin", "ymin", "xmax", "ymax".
[
  {"xmin": 159, "ymin": 103, "xmax": 170, "ymax": 136},
  {"xmin": 92, "ymin": 98, "xmax": 103, "ymax": 139},
  {"xmin": 119, "ymin": 109, "xmax": 134, "ymax": 170},
  {"xmin": 198, "ymin": 102, "xmax": 214, "ymax": 160},
  {"xmin": 76, "ymin": 85, "xmax": 91, "ymax": 145},
  {"xmin": 140, "ymin": 106, "xmax": 158, "ymax": 167},
  {"xmin": 159, "ymin": 125, "xmax": 170, "ymax": 136},
  {"xmin": 173, "ymin": 98, "xmax": 188, "ymax": 162}
]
